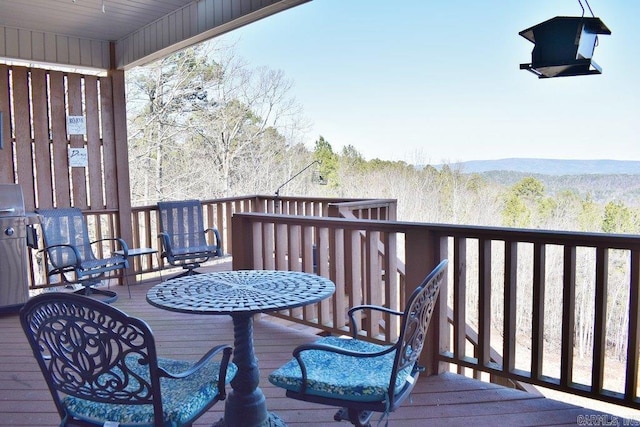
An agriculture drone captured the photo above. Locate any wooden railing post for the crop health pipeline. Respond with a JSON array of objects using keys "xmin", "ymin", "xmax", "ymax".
[
  {"xmin": 405, "ymin": 229, "xmax": 448, "ymax": 375},
  {"xmin": 231, "ymin": 214, "xmax": 255, "ymax": 270}
]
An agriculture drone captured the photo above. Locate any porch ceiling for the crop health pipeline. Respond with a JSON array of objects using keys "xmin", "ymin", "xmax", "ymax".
[{"xmin": 0, "ymin": 0, "xmax": 311, "ymax": 71}]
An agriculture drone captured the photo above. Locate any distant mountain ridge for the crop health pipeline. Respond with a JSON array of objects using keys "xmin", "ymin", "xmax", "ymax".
[
  {"xmin": 446, "ymin": 158, "xmax": 640, "ymax": 175},
  {"xmin": 435, "ymin": 158, "xmax": 640, "ymax": 206}
]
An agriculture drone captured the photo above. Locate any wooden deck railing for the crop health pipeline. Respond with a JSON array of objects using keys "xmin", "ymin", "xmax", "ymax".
[
  {"xmin": 124, "ymin": 195, "xmax": 397, "ymax": 275},
  {"xmin": 26, "ymin": 195, "xmax": 640, "ymax": 411},
  {"xmin": 27, "ymin": 195, "xmax": 394, "ymax": 285},
  {"xmin": 231, "ymin": 212, "xmax": 640, "ymax": 411}
]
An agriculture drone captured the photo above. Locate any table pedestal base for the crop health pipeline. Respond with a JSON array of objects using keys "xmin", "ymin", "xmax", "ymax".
[
  {"xmin": 214, "ymin": 412, "xmax": 286, "ymax": 427},
  {"xmin": 215, "ymin": 314, "xmax": 289, "ymax": 427}
]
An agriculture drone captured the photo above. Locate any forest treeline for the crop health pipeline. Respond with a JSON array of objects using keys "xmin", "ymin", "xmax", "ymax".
[
  {"xmin": 480, "ymin": 170, "xmax": 640, "ymax": 208},
  {"xmin": 126, "ymin": 40, "xmax": 640, "ymax": 236},
  {"xmin": 126, "ymin": 40, "xmax": 640, "ymax": 362}
]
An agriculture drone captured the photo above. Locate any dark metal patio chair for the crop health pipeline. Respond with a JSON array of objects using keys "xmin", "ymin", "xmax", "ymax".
[
  {"xmin": 36, "ymin": 207, "xmax": 129, "ymax": 302},
  {"xmin": 157, "ymin": 199, "xmax": 223, "ymax": 278},
  {"xmin": 20, "ymin": 292, "xmax": 236, "ymax": 427},
  {"xmin": 269, "ymin": 259, "xmax": 448, "ymax": 427}
]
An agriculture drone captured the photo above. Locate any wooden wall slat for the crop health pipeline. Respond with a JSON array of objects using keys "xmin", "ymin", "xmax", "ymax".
[
  {"xmin": 66, "ymin": 73, "xmax": 87, "ymax": 209},
  {"xmin": 349, "ymin": 229, "xmax": 362, "ymax": 315},
  {"xmin": 263, "ymin": 222, "xmax": 274, "ymax": 270},
  {"xmin": 478, "ymin": 238, "xmax": 492, "ymax": 368},
  {"xmin": 454, "ymin": 237, "xmax": 467, "ymax": 363},
  {"xmin": 11, "ymin": 68, "xmax": 34, "ymax": 200},
  {"xmin": 503, "ymin": 241, "xmax": 518, "ymax": 375},
  {"xmin": 332, "ymin": 228, "xmax": 345, "ymax": 331},
  {"xmin": 275, "ymin": 223, "xmax": 287, "ymax": 269},
  {"xmin": 592, "ymin": 247, "xmax": 608, "ymax": 393},
  {"xmin": 31, "ymin": 68, "xmax": 53, "ymax": 209},
  {"xmin": 85, "ymin": 76, "xmax": 104, "ymax": 209},
  {"xmin": 367, "ymin": 231, "xmax": 383, "ymax": 334},
  {"xmin": 385, "ymin": 232, "xmax": 399, "ymax": 341},
  {"xmin": 625, "ymin": 250, "xmax": 640, "ymax": 401},
  {"xmin": 561, "ymin": 246, "xmax": 577, "ymax": 388},
  {"xmin": 318, "ymin": 227, "xmax": 331, "ymax": 324},
  {"xmin": 0, "ymin": 65, "xmax": 13, "ymax": 183},
  {"xmin": 531, "ymin": 243, "xmax": 546, "ymax": 379},
  {"xmin": 100, "ymin": 77, "xmax": 118, "ymax": 209},
  {"xmin": 302, "ymin": 225, "xmax": 318, "ymax": 321},
  {"xmin": 49, "ymin": 71, "xmax": 70, "ymax": 207}
]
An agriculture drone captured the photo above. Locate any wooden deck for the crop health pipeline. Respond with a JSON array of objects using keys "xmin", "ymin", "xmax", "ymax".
[{"xmin": 0, "ymin": 264, "xmax": 630, "ymax": 426}]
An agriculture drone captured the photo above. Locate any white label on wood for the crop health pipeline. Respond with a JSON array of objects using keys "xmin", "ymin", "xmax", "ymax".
[
  {"xmin": 67, "ymin": 115, "xmax": 86, "ymax": 135},
  {"xmin": 68, "ymin": 147, "xmax": 88, "ymax": 167}
]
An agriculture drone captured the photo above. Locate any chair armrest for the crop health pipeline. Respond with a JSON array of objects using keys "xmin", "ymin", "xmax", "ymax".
[
  {"xmin": 347, "ymin": 305, "xmax": 403, "ymax": 337},
  {"xmin": 91, "ymin": 237, "xmax": 129, "ymax": 257},
  {"xmin": 293, "ymin": 341, "xmax": 394, "ymax": 359},
  {"xmin": 204, "ymin": 227, "xmax": 223, "ymax": 255},
  {"xmin": 157, "ymin": 232, "xmax": 171, "ymax": 255},
  {"xmin": 158, "ymin": 344, "xmax": 233, "ymax": 399},
  {"xmin": 159, "ymin": 344, "xmax": 232, "ymax": 378}
]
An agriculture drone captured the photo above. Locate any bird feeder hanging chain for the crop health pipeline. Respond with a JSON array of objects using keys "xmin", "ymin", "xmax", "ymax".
[{"xmin": 577, "ymin": 0, "xmax": 595, "ymax": 18}]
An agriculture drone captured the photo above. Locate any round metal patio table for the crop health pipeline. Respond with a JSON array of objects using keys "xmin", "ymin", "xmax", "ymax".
[{"xmin": 146, "ymin": 270, "xmax": 335, "ymax": 427}]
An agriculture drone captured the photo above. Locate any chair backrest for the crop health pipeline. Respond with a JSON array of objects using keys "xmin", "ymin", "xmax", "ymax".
[
  {"xmin": 36, "ymin": 207, "xmax": 95, "ymax": 268},
  {"xmin": 389, "ymin": 259, "xmax": 448, "ymax": 403},
  {"xmin": 157, "ymin": 200, "xmax": 209, "ymax": 250},
  {"xmin": 20, "ymin": 292, "xmax": 164, "ymax": 422}
]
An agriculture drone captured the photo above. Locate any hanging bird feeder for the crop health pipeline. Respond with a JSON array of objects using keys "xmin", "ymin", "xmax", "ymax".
[{"xmin": 519, "ymin": 16, "xmax": 610, "ymax": 78}]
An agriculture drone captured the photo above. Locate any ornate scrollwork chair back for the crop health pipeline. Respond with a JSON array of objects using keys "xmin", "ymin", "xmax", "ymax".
[
  {"xmin": 157, "ymin": 200, "xmax": 223, "ymax": 278},
  {"xmin": 269, "ymin": 260, "xmax": 448, "ymax": 427},
  {"xmin": 20, "ymin": 292, "xmax": 236, "ymax": 427}
]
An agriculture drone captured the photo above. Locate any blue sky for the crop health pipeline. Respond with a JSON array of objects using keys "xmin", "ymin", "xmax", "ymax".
[{"xmin": 219, "ymin": 0, "xmax": 639, "ymax": 164}]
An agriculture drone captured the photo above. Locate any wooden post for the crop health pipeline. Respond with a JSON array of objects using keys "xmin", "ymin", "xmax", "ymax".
[
  {"xmin": 232, "ymin": 214, "xmax": 256, "ymax": 270},
  {"xmin": 404, "ymin": 229, "xmax": 448, "ymax": 375},
  {"xmin": 108, "ymin": 59, "xmax": 134, "ymax": 283}
]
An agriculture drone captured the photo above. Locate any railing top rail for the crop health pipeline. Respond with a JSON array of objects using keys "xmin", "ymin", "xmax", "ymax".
[
  {"xmin": 257, "ymin": 195, "xmax": 371, "ymax": 203},
  {"xmin": 131, "ymin": 195, "xmax": 263, "ymax": 211},
  {"xmin": 328, "ymin": 199, "xmax": 397, "ymax": 208},
  {"xmin": 130, "ymin": 195, "xmax": 376, "ymax": 211},
  {"xmin": 233, "ymin": 212, "xmax": 640, "ymax": 249},
  {"xmin": 77, "ymin": 208, "xmax": 119, "ymax": 215}
]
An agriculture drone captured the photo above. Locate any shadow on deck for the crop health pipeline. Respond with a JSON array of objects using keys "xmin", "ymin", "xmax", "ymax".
[{"xmin": 0, "ymin": 261, "xmax": 631, "ymax": 426}]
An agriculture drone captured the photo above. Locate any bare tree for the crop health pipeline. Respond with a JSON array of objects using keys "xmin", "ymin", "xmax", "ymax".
[
  {"xmin": 182, "ymin": 46, "xmax": 309, "ymax": 197},
  {"xmin": 126, "ymin": 40, "xmax": 309, "ymax": 203}
]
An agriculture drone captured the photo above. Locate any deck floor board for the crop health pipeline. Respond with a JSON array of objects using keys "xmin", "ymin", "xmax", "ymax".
[{"xmin": 0, "ymin": 265, "xmax": 627, "ymax": 426}]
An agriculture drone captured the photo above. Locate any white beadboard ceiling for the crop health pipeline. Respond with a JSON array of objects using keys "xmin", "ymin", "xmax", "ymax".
[
  {"xmin": 0, "ymin": 0, "xmax": 310, "ymax": 70},
  {"xmin": 1, "ymin": 0, "xmax": 195, "ymax": 42}
]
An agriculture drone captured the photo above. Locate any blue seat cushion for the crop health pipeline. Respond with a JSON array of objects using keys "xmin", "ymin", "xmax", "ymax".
[
  {"xmin": 269, "ymin": 336, "xmax": 412, "ymax": 403},
  {"xmin": 63, "ymin": 356, "xmax": 237, "ymax": 426}
]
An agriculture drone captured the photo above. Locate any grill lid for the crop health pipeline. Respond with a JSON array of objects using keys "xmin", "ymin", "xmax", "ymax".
[{"xmin": 0, "ymin": 184, "xmax": 26, "ymax": 217}]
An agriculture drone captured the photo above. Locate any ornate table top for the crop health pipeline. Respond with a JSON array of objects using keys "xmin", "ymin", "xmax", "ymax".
[{"xmin": 146, "ymin": 270, "xmax": 335, "ymax": 315}]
